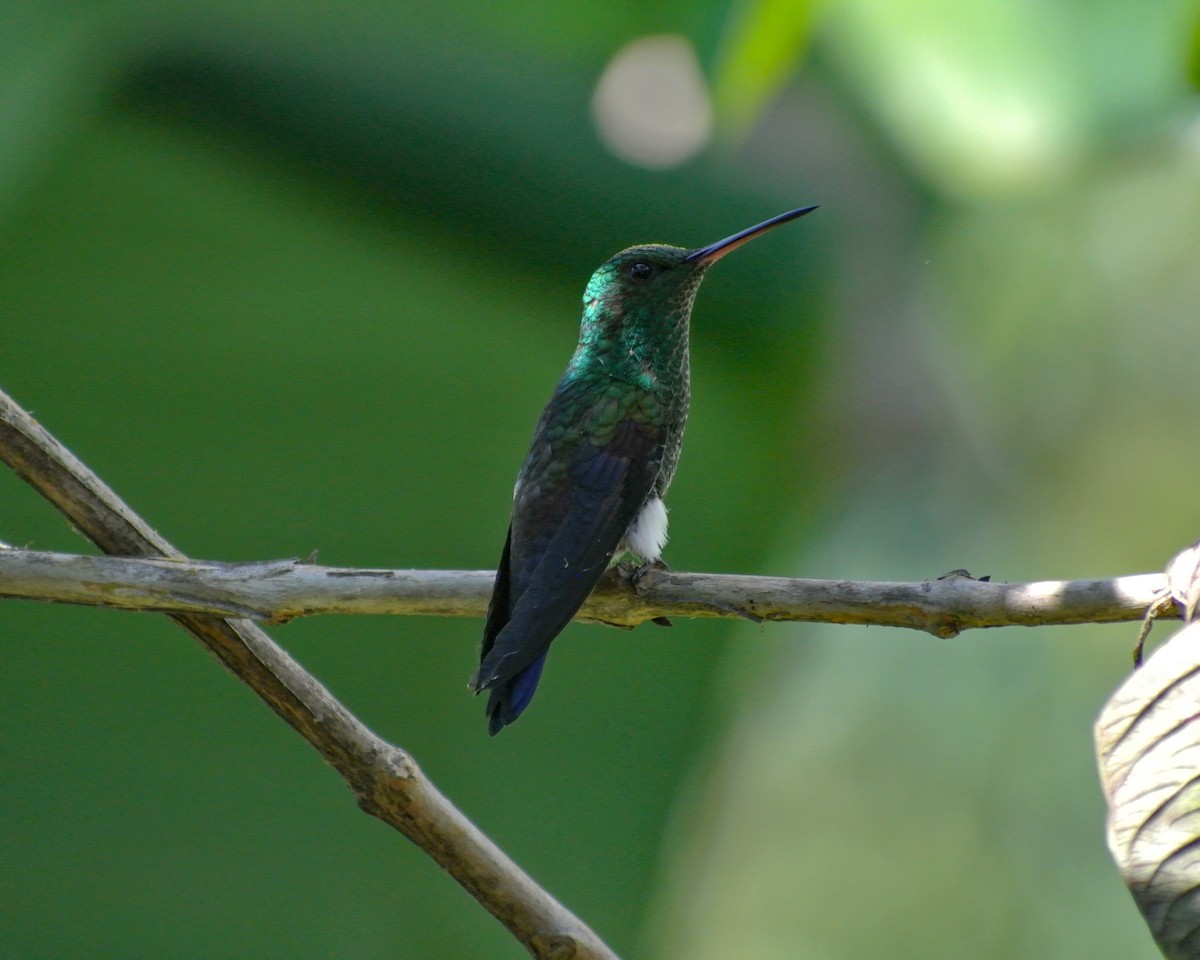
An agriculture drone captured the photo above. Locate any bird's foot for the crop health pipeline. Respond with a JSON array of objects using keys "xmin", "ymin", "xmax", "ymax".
[
  {"xmin": 612, "ymin": 557, "xmax": 669, "ymax": 584},
  {"xmin": 613, "ymin": 558, "xmax": 641, "ymax": 580},
  {"xmin": 609, "ymin": 560, "xmax": 674, "ymax": 626},
  {"xmin": 631, "ymin": 557, "xmax": 671, "ymax": 585}
]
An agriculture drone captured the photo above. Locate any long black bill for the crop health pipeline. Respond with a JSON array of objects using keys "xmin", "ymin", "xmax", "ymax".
[{"xmin": 684, "ymin": 205, "xmax": 818, "ymax": 266}]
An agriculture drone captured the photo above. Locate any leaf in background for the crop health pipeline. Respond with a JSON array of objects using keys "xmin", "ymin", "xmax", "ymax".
[
  {"xmin": 823, "ymin": 0, "xmax": 1084, "ymax": 198},
  {"xmin": 711, "ymin": 0, "xmax": 819, "ymax": 139},
  {"xmin": 1096, "ymin": 619, "xmax": 1200, "ymax": 960}
]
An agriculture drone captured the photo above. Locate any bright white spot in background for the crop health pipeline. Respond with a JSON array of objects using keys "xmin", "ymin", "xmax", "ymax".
[
  {"xmin": 901, "ymin": 48, "xmax": 1064, "ymax": 192},
  {"xmin": 592, "ymin": 35, "xmax": 712, "ymax": 169}
]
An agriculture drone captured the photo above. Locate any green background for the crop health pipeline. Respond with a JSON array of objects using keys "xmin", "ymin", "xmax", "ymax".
[{"xmin": 3, "ymin": 1, "xmax": 1198, "ymax": 956}]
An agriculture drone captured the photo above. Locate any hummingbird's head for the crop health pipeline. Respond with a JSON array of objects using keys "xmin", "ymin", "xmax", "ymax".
[
  {"xmin": 581, "ymin": 206, "xmax": 818, "ymax": 332},
  {"xmin": 574, "ymin": 247, "xmax": 706, "ymax": 380},
  {"xmin": 583, "ymin": 245, "xmax": 706, "ymax": 329},
  {"xmin": 576, "ymin": 207, "xmax": 818, "ymax": 370}
]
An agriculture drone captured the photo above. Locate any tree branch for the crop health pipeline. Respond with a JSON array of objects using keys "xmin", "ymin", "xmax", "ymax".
[
  {"xmin": 0, "ymin": 386, "xmax": 618, "ymax": 960},
  {"xmin": 0, "ymin": 548, "xmax": 1173, "ymax": 638}
]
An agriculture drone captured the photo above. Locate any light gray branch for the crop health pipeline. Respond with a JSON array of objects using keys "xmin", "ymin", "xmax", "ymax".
[
  {"xmin": 0, "ymin": 547, "xmax": 1174, "ymax": 637},
  {"xmin": 0, "ymin": 386, "xmax": 618, "ymax": 960}
]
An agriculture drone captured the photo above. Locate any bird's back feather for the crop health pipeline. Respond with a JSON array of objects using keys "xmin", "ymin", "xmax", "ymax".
[{"xmin": 473, "ymin": 384, "xmax": 664, "ymax": 733}]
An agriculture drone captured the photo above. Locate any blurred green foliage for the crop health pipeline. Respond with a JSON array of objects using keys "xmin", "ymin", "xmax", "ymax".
[{"xmin": 3, "ymin": 0, "xmax": 1198, "ymax": 957}]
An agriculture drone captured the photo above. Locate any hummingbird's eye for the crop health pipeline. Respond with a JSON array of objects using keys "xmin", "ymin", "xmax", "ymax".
[{"xmin": 627, "ymin": 262, "xmax": 654, "ymax": 282}]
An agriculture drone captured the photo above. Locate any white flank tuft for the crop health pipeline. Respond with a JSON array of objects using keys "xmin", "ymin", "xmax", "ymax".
[{"xmin": 626, "ymin": 497, "xmax": 669, "ymax": 562}]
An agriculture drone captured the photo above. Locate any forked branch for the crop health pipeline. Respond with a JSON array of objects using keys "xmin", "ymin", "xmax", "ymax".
[
  {"xmin": 0, "ymin": 387, "xmax": 617, "ymax": 960},
  {"xmin": 0, "ymin": 383, "xmax": 1178, "ymax": 960}
]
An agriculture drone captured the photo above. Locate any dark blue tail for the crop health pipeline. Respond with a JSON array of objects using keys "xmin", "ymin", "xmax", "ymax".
[{"xmin": 485, "ymin": 651, "xmax": 548, "ymax": 736}]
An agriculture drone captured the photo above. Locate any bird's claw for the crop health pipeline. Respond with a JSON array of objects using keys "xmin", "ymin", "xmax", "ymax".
[
  {"xmin": 612, "ymin": 557, "xmax": 670, "ymax": 586},
  {"xmin": 631, "ymin": 558, "xmax": 671, "ymax": 586}
]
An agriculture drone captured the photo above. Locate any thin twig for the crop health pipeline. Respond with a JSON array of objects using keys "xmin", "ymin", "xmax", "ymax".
[
  {"xmin": 0, "ymin": 548, "xmax": 1172, "ymax": 638},
  {"xmin": 0, "ymin": 386, "xmax": 618, "ymax": 960}
]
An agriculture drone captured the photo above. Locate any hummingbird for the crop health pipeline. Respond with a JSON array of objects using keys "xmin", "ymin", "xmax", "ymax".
[{"xmin": 470, "ymin": 206, "xmax": 817, "ymax": 734}]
